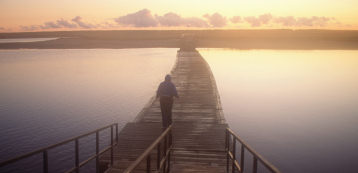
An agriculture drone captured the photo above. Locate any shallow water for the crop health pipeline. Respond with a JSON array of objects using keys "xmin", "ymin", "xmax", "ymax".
[
  {"xmin": 0, "ymin": 49, "xmax": 176, "ymax": 172},
  {"xmin": 0, "ymin": 38, "xmax": 58, "ymax": 43},
  {"xmin": 200, "ymin": 49, "xmax": 358, "ymax": 173}
]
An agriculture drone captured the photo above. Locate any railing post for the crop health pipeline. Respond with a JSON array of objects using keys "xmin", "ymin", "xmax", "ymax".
[
  {"xmin": 253, "ymin": 157, "xmax": 258, "ymax": 173},
  {"xmin": 169, "ymin": 129, "xmax": 172, "ymax": 147},
  {"xmin": 240, "ymin": 145, "xmax": 245, "ymax": 173},
  {"xmin": 168, "ymin": 129, "xmax": 172, "ymax": 173},
  {"xmin": 163, "ymin": 135, "xmax": 167, "ymax": 173},
  {"xmin": 111, "ymin": 125, "xmax": 114, "ymax": 166},
  {"xmin": 75, "ymin": 139, "xmax": 79, "ymax": 173},
  {"xmin": 43, "ymin": 150, "xmax": 48, "ymax": 173},
  {"xmin": 115, "ymin": 123, "xmax": 118, "ymax": 143},
  {"xmin": 157, "ymin": 143, "xmax": 161, "ymax": 170},
  {"xmin": 163, "ymin": 135, "xmax": 167, "ymax": 157},
  {"xmin": 225, "ymin": 130, "xmax": 228, "ymax": 151},
  {"xmin": 146, "ymin": 155, "xmax": 151, "ymax": 173},
  {"xmin": 167, "ymin": 150, "xmax": 171, "ymax": 173},
  {"xmin": 232, "ymin": 139, "xmax": 236, "ymax": 173},
  {"xmin": 226, "ymin": 130, "xmax": 229, "ymax": 173},
  {"xmin": 96, "ymin": 131, "xmax": 99, "ymax": 173}
]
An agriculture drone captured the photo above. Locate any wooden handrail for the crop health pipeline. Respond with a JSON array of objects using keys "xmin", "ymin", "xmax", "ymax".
[
  {"xmin": 123, "ymin": 125, "xmax": 173, "ymax": 173},
  {"xmin": 226, "ymin": 128, "xmax": 280, "ymax": 173}
]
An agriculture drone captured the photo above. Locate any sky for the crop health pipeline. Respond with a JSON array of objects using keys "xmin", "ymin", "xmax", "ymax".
[{"xmin": 0, "ymin": 0, "xmax": 357, "ymax": 32}]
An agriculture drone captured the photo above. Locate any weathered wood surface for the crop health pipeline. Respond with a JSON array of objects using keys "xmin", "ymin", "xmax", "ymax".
[{"xmin": 102, "ymin": 50, "xmax": 227, "ymax": 173}]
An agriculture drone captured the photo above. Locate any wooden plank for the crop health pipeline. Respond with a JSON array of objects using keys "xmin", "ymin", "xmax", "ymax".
[{"xmin": 102, "ymin": 49, "xmax": 227, "ymax": 173}]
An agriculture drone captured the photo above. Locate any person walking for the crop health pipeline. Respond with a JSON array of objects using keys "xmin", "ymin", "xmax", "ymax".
[{"xmin": 156, "ymin": 74, "xmax": 179, "ymax": 128}]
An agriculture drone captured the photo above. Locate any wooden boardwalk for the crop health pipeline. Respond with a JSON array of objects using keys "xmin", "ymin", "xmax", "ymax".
[{"xmin": 101, "ymin": 50, "xmax": 228, "ymax": 173}]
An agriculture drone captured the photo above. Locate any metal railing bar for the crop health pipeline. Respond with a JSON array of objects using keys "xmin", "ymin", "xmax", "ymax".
[
  {"xmin": 164, "ymin": 135, "xmax": 167, "ymax": 158},
  {"xmin": 253, "ymin": 157, "xmax": 258, "ymax": 173},
  {"xmin": 79, "ymin": 155, "xmax": 97, "ymax": 168},
  {"xmin": 240, "ymin": 144, "xmax": 245, "ymax": 173},
  {"xmin": 167, "ymin": 151, "xmax": 171, "ymax": 173},
  {"xmin": 233, "ymin": 160, "xmax": 241, "ymax": 173},
  {"xmin": 115, "ymin": 124, "xmax": 118, "ymax": 143},
  {"xmin": 123, "ymin": 125, "xmax": 172, "ymax": 173},
  {"xmin": 64, "ymin": 166, "xmax": 76, "ymax": 173},
  {"xmin": 43, "ymin": 150, "xmax": 48, "ymax": 173},
  {"xmin": 228, "ymin": 151, "xmax": 233, "ymax": 159},
  {"xmin": 226, "ymin": 131, "xmax": 229, "ymax": 173},
  {"xmin": 146, "ymin": 155, "xmax": 151, "ymax": 173},
  {"xmin": 227, "ymin": 151, "xmax": 241, "ymax": 171},
  {"xmin": 66, "ymin": 144, "xmax": 115, "ymax": 173},
  {"xmin": 159, "ymin": 149, "xmax": 171, "ymax": 170},
  {"xmin": 76, "ymin": 143, "xmax": 118, "ymax": 170},
  {"xmin": 157, "ymin": 143, "xmax": 161, "ymax": 170},
  {"xmin": 99, "ymin": 145, "xmax": 113, "ymax": 156},
  {"xmin": 96, "ymin": 131, "xmax": 99, "ymax": 173},
  {"xmin": 0, "ymin": 123, "xmax": 118, "ymax": 167},
  {"xmin": 232, "ymin": 139, "xmax": 236, "ymax": 173},
  {"xmin": 226, "ymin": 128, "xmax": 280, "ymax": 173},
  {"xmin": 171, "ymin": 148, "xmax": 226, "ymax": 152},
  {"xmin": 110, "ymin": 125, "xmax": 114, "ymax": 166},
  {"xmin": 75, "ymin": 139, "xmax": 79, "ymax": 173}
]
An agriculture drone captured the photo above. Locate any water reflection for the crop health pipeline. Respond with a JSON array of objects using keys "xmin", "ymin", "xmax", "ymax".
[
  {"xmin": 200, "ymin": 49, "xmax": 358, "ymax": 173},
  {"xmin": 0, "ymin": 49, "xmax": 176, "ymax": 165}
]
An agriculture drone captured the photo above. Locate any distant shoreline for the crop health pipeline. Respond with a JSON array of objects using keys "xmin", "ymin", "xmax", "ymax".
[{"xmin": 1, "ymin": 30, "xmax": 358, "ymax": 50}]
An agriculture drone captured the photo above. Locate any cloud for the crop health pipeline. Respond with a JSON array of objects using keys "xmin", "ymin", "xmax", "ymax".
[
  {"xmin": 156, "ymin": 12, "xmax": 209, "ymax": 27},
  {"xmin": 155, "ymin": 13, "xmax": 182, "ymax": 26},
  {"xmin": 40, "ymin": 22, "xmax": 61, "ymax": 29},
  {"xmin": 57, "ymin": 19, "xmax": 77, "ymax": 28},
  {"xmin": 273, "ymin": 16, "xmax": 296, "ymax": 26},
  {"xmin": 242, "ymin": 14, "xmax": 332, "ymax": 27},
  {"xmin": 182, "ymin": 17, "xmax": 209, "ymax": 27},
  {"xmin": 16, "ymin": 10, "xmax": 342, "ymax": 31},
  {"xmin": 72, "ymin": 16, "xmax": 96, "ymax": 29},
  {"xmin": 274, "ymin": 16, "xmax": 331, "ymax": 27},
  {"xmin": 115, "ymin": 9, "xmax": 158, "ymax": 27},
  {"xmin": 20, "ymin": 25, "xmax": 40, "ymax": 31},
  {"xmin": 230, "ymin": 16, "xmax": 242, "ymax": 23},
  {"xmin": 38, "ymin": 19, "xmax": 78, "ymax": 29},
  {"xmin": 115, "ymin": 9, "xmax": 209, "ymax": 28},
  {"xmin": 19, "ymin": 17, "xmax": 98, "ymax": 31},
  {"xmin": 203, "ymin": 13, "xmax": 227, "ymax": 27},
  {"xmin": 244, "ymin": 13, "xmax": 273, "ymax": 27}
]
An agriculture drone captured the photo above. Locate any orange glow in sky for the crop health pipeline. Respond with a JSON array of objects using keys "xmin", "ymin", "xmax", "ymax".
[{"xmin": 0, "ymin": 0, "xmax": 357, "ymax": 32}]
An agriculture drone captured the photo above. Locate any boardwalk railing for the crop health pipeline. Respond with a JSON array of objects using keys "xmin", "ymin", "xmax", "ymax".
[
  {"xmin": 123, "ymin": 125, "xmax": 172, "ymax": 173},
  {"xmin": 0, "ymin": 123, "xmax": 119, "ymax": 173},
  {"xmin": 226, "ymin": 128, "xmax": 280, "ymax": 173}
]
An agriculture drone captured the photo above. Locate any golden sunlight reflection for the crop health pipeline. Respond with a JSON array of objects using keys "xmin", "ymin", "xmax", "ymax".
[{"xmin": 200, "ymin": 49, "xmax": 358, "ymax": 173}]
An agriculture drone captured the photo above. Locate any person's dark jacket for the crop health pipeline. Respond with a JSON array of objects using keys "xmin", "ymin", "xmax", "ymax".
[{"xmin": 157, "ymin": 81, "xmax": 178, "ymax": 98}]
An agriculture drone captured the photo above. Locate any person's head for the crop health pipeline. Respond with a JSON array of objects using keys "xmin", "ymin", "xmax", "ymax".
[{"xmin": 165, "ymin": 74, "xmax": 171, "ymax": 82}]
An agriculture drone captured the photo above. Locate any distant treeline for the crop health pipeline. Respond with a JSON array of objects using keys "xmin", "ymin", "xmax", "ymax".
[{"xmin": 1, "ymin": 30, "xmax": 358, "ymax": 49}]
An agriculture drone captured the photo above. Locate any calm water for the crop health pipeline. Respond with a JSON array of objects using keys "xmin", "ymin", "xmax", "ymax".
[
  {"xmin": 0, "ymin": 49, "xmax": 176, "ymax": 172},
  {"xmin": 0, "ymin": 38, "xmax": 58, "ymax": 43},
  {"xmin": 200, "ymin": 49, "xmax": 358, "ymax": 173},
  {"xmin": 1, "ymin": 48, "xmax": 358, "ymax": 173}
]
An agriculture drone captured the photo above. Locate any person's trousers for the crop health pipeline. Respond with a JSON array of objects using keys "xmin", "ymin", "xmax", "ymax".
[{"xmin": 160, "ymin": 96, "xmax": 173, "ymax": 128}]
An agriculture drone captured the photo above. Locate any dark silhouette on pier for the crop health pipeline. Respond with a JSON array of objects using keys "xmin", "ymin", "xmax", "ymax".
[{"xmin": 157, "ymin": 74, "xmax": 179, "ymax": 128}]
